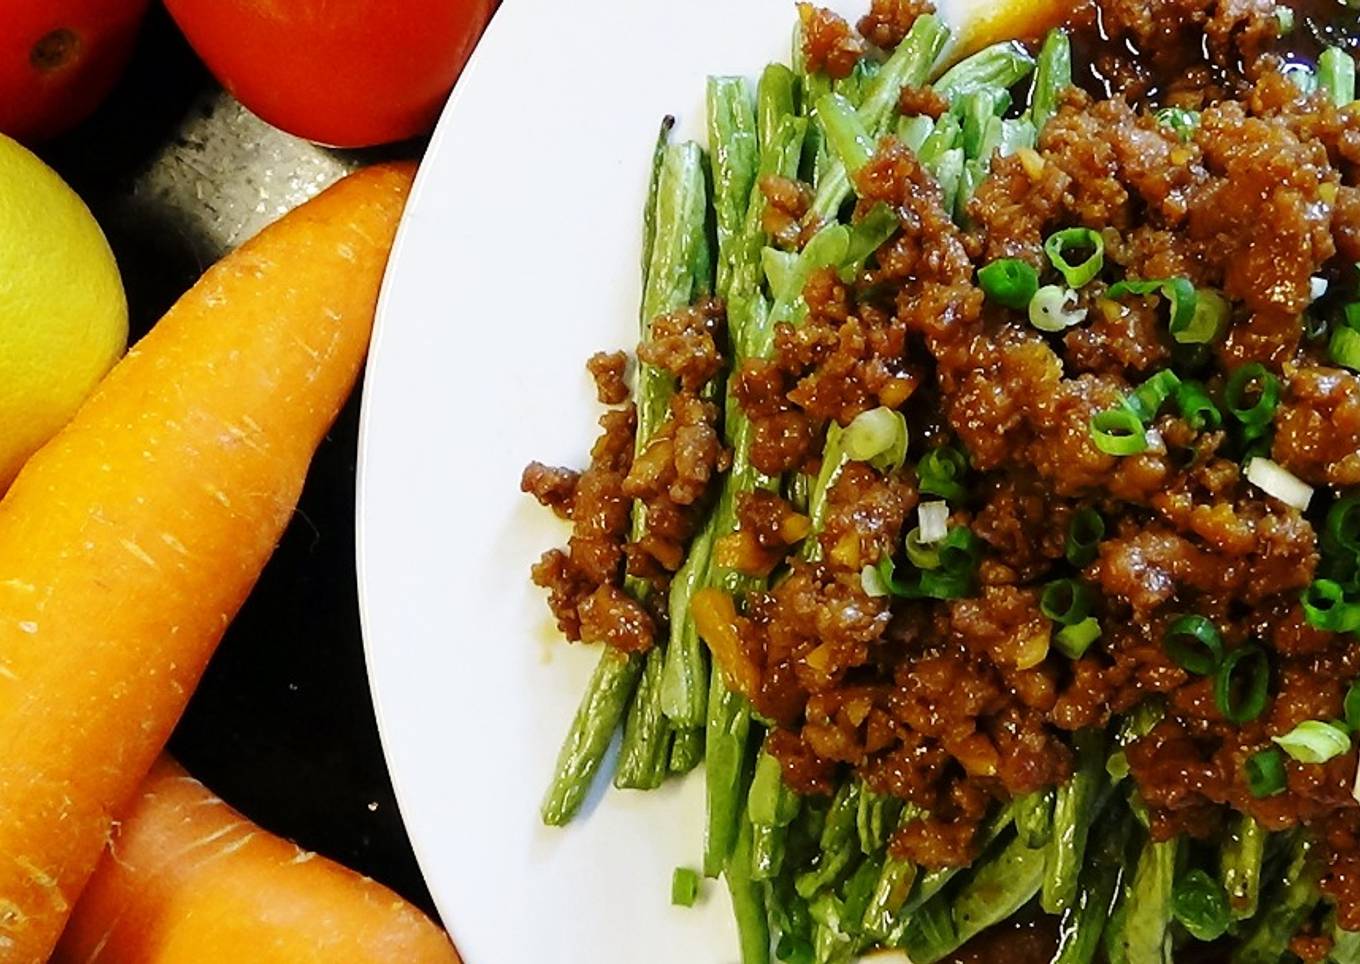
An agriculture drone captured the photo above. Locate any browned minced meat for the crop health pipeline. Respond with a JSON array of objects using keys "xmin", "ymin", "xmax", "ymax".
[
  {"xmin": 525, "ymin": 0, "xmax": 1360, "ymax": 891},
  {"xmin": 577, "ymin": 584, "xmax": 654, "ymax": 654},
  {"xmin": 586, "ymin": 351, "xmax": 628, "ymax": 405},
  {"xmin": 636, "ymin": 297, "xmax": 726, "ymax": 393},
  {"xmin": 761, "ymin": 174, "xmax": 814, "ymax": 251},
  {"xmin": 898, "ymin": 84, "xmax": 948, "ymax": 120},
  {"xmin": 857, "ymin": 0, "xmax": 934, "ymax": 50},
  {"xmin": 798, "ymin": 4, "xmax": 863, "ymax": 80}
]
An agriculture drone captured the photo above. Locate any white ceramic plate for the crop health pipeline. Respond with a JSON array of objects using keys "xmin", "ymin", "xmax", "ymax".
[{"xmin": 358, "ymin": 1, "xmax": 1005, "ymax": 960}]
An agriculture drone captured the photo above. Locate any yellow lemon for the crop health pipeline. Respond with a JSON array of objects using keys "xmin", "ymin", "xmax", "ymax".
[{"xmin": 0, "ymin": 133, "xmax": 127, "ymax": 490}]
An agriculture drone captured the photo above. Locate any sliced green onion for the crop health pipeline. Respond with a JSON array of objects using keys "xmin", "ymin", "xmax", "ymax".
[
  {"xmin": 1175, "ymin": 379, "xmax": 1222, "ymax": 432},
  {"xmin": 1275, "ymin": 5, "xmax": 1295, "ymax": 36},
  {"xmin": 1332, "ymin": 326, "xmax": 1360, "ymax": 372},
  {"xmin": 1302, "ymin": 579, "xmax": 1360, "ymax": 633},
  {"xmin": 1029, "ymin": 284, "xmax": 1086, "ymax": 332},
  {"xmin": 1214, "ymin": 645, "xmax": 1271, "ymax": 725},
  {"xmin": 1041, "ymin": 578, "xmax": 1094, "ymax": 626},
  {"xmin": 1225, "ymin": 363, "xmax": 1281, "ymax": 429},
  {"xmin": 1106, "ymin": 276, "xmax": 1197, "ymax": 335},
  {"xmin": 1044, "ymin": 228, "xmax": 1105, "ymax": 287},
  {"xmin": 1091, "ymin": 407, "xmax": 1149, "ymax": 456},
  {"xmin": 918, "ymin": 500, "xmax": 949, "ymax": 544},
  {"xmin": 1155, "ymin": 107, "xmax": 1200, "ymax": 142},
  {"xmin": 1126, "ymin": 370, "xmax": 1182, "ymax": 424},
  {"xmin": 1285, "ymin": 62, "xmax": 1317, "ymax": 95},
  {"xmin": 1325, "ymin": 496, "xmax": 1360, "ymax": 557},
  {"xmin": 844, "ymin": 406, "xmax": 909, "ymax": 471},
  {"xmin": 1311, "ymin": 276, "xmax": 1331, "ymax": 303},
  {"xmin": 938, "ymin": 526, "xmax": 981, "ymax": 571},
  {"xmin": 1176, "ymin": 287, "xmax": 1229, "ymax": 344},
  {"xmin": 1065, "ymin": 507, "xmax": 1105, "ymax": 567},
  {"xmin": 1344, "ymin": 302, "xmax": 1360, "ymax": 330},
  {"xmin": 672, "ymin": 867, "xmax": 701, "ymax": 907},
  {"xmin": 978, "ymin": 258, "xmax": 1040, "ymax": 309},
  {"xmin": 1246, "ymin": 747, "xmax": 1287, "ymax": 797},
  {"xmin": 1245, "ymin": 457, "xmax": 1314, "ymax": 512},
  {"xmin": 1055, "ymin": 617, "xmax": 1102, "ymax": 659},
  {"xmin": 1107, "ymin": 749, "xmax": 1130, "ymax": 781},
  {"xmin": 917, "ymin": 445, "xmax": 968, "ymax": 501},
  {"xmin": 1163, "ymin": 614, "xmax": 1224, "ymax": 676},
  {"xmin": 861, "ymin": 564, "xmax": 889, "ymax": 598},
  {"xmin": 1272, "ymin": 720, "xmax": 1352, "ymax": 764},
  {"xmin": 1319, "ymin": 46, "xmax": 1357, "ymax": 108},
  {"xmin": 1344, "ymin": 680, "xmax": 1360, "ymax": 732},
  {"xmin": 1172, "ymin": 869, "xmax": 1231, "ymax": 942},
  {"xmin": 917, "ymin": 568, "xmax": 973, "ymax": 599},
  {"xmin": 904, "ymin": 526, "xmax": 941, "ymax": 569}
]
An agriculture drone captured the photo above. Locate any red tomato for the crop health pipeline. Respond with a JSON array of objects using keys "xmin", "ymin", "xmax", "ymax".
[
  {"xmin": 0, "ymin": 0, "xmax": 151, "ymax": 142},
  {"xmin": 164, "ymin": 0, "xmax": 495, "ymax": 148}
]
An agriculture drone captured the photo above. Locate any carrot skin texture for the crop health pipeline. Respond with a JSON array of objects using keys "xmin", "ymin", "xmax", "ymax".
[
  {"xmin": 55, "ymin": 757, "xmax": 458, "ymax": 963},
  {"xmin": 0, "ymin": 162, "xmax": 416, "ymax": 959}
]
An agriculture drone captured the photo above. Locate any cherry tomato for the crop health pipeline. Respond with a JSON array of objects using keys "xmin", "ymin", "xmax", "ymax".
[
  {"xmin": 164, "ymin": 0, "xmax": 495, "ymax": 148},
  {"xmin": 0, "ymin": 0, "xmax": 151, "ymax": 143}
]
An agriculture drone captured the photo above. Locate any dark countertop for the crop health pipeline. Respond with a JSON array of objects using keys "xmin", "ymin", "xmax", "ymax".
[{"xmin": 38, "ymin": 7, "xmax": 435, "ymax": 918}]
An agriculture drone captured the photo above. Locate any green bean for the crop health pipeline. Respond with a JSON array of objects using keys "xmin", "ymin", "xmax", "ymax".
[
  {"xmin": 897, "ymin": 114, "xmax": 935, "ymax": 153},
  {"xmin": 808, "ymin": 892, "xmax": 857, "ymax": 964},
  {"xmin": 541, "ymin": 649, "xmax": 644, "ymax": 825},
  {"xmin": 758, "ymin": 63, "xmax": 798, "ymax": 152},
  {"xmin": 917, "ymin": 113, "xmax": 960, "ymax": 166},
  {"xmin": 1043, "ymin": 728, "xmax": 1107, "ymax": 914},
  {"xmin": 960, "ymin": 88, "xmax": 1003, "ymax": 160},
  {"xmin": 806, "ymin": 15, "xmax": 949, "ymax": 224},
  {"xmin": 1054, "ymin": 808, "xmax": 1132, "ymax": 964},
  {"xmin": 1015, "ymin": 787, "xmax": 1056, "ymax": 848},
  {"xmin": 614, "ymin": 646, "xmax": 673, "ymax": 789},
  {"xmin": 727, "ymin": 814, "xmax": 772, "ymax": 964},
  {"xmin": 1028, "ymin": 29, "xmax": 1073, "ymax": 134},
  {"xmin": 861, "ymin": 804, "xmax": 927, "ymax": 938},
  {"xmin": 705, "ymin": 676, "xmax": 754, "ymax": 877},
  {"xmin": 856, "ymin": 786, "xmax": 902, "ymax": 856},
  {"xmin": 660, "ymin": 517, "xmax": 715, "ymax": 727},
  {"xmin": 833, "ymin": 57, "xmax": 881, "ymax": 109},
  {"xmin": 749, "ymin": 749, "xmax": 800, "ymax": 880},
  {"xmin": 542, "ymin": 126, "xmax": 707, "ymax": 826},
  {"xmin": 708, "ymin": 77, "xmax": 759, "ymax": 302},
  {"xmin": 669, "ymin": 725, "xmax": 704, "ymax": 773},
  {"xmin": 1220, "ymin": 812, "xmax": 1268, "ymax": 920},
  {"xmin": 797, "ymin": 781, "xmax": 863, "ymax": 899},
  {"xmin": 900, "ymin": 831, "xmax": 1046, "ymax": 963},
  {"xmin": 999, "ymin": 117, "xmax": 1037, "ymax": 155},
  {"xmin": 1107, "ymin": 836, "xmax": 1177, "ymax": 964},
  {"xmin": 817, "ymin": 92, "xmax": 876, "ymax": 177},
  {"xmin": 933, "ymin": 40, "xmax": 1036, "ymax": 103},
  {"xmin": 1231, "ymin": 835, "xmax": 1321, "ymax": 964}
]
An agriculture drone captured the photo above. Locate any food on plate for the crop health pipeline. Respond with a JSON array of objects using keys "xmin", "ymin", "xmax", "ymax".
[
  {"xmin": 56, "ymin": 756, "xmax": 459, "ymax": 964},
  {"xmin": 0, "ymin": 0, "xmax": 151, "ymax": 142},
  {"xmin": 0, "ymin": 162, "xmax": 415, "ymax": 960},
  {"xmin": 0, "ymin": 132, "xmax": 126, "ymax": 491},
  {"xmin": 522, "ymin": 0, "xmax": 1360, "ymax": 960},
  {"xmin": 163, "ymin": 0, "xmax": 495, "ymax": 148}
]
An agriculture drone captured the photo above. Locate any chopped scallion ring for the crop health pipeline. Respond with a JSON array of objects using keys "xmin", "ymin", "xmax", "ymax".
[
  {"xmin": 1125, "ymin": 370, "xmax": 1182, "ymax": 424},
  {"xmin": 1106, "ymin": 276, "xmax": 1199, "ymax": 336},
  {"xmin": 1055, "ymin": 617, "xmax": 1102, "ymax": 659},
  {"xmin": 1302, "ymin": 579, "xmax": 1360, "ymax": 633},
  {"xmin": 918, "ymin": 501, "xmax": 949, "ymax": 544},
  {"xmin": 978, "ymin": 258, "xmax": 1040, "ymax": 309},
  {"xmin": 1174, "ymin": 379, "xmax": 1222, "ymax": 432},
  {"xmin": 1029, "ymin": 284, "xmax": 1086, "ymax": 332},
  {"xmin": 904, "ymin": 527, "xmax": 942, "ymax": 570},
  {"xmin": 1065, "ymin": 507, "xmax": 1105, "ymax": 567},
  {"xmin": 917, "ymin": 445, "xmax": 968, "ymax": 501},
  {"xmin": 671, "ymin": 867, "xmax": 701, "ymax": 907},
  {"xmin": 1090, "ymin": 407, "xmax": 1148, "ymax": 456},
  {"xmin": 1272, "ymin": 720, "xmax": 1351, "ymax": 764},
  {"xmin": 1155, "ymin": 106, "xmax": 1199, "ymax": 142},
  {"xmin": 1325, "ymin": 496, "xmax": 1360, "ymax": 558},
  {"xmin": 1214, "ymin": 644, "xmax": 1271, "ymax": 725},
  {"xmin": 1041, "ymin": 578, "xmax": 1094, "ymax": 626},
  {"xmin": 1245, "ymin": 457, "xmax": 1313, "ymax": 512},
  {"xmin": 1246, "ymin": 747, "xmax": 1286, "ymax": 798},
  {"xmin": 861, "ymin": 564, "xmax": 889, "ymax": 598},
  {"xmin": 844, "ymin": 406, "xmax": 909, "ymax": 472},
  {"xmin": 1225, "ymin": 363, "xmax": 1280, "ymax": 429},
  {"xmin": 1332, "ymin": 325, "xmax": 1360, "ymax": 372},
  {"xmin": 1175, "ymin": 287, "xmax": 1229, "ymax": 344},
  {"xmin": 1044, "ymin": 228, "xmax": 1105, "ymax": 288},
  {"xmin": 1163, "ymin": 614, "xmax": 1224, "ymax": 676}
]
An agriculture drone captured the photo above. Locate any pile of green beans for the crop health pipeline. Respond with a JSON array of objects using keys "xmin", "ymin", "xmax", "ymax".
[{"xmin": 536, "ymin": 14, "xmax": 1360, "ymax": 963}]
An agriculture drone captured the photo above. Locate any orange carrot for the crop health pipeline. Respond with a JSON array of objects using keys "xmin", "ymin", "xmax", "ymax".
[
  {"xmin": 0, "ymin": 162, "xmax": 416, "ymax": 959},
  {"xmin": 54, "ymin": 757, "xmax": 458, "ymax": 963}
]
